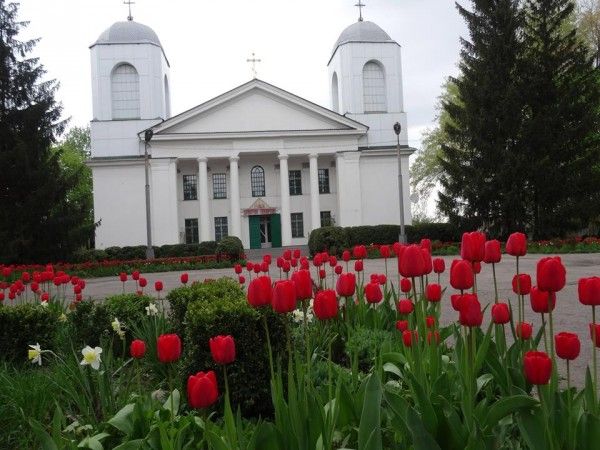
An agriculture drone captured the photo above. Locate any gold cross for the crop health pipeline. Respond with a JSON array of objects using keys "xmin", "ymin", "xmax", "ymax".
[
  {"xmin": 246, "ymin": 52, "xmax": 262, "ymax": 79},
  {"xmin": 124, "ymin": 0, "xmax": 135, "ymax": 21}
]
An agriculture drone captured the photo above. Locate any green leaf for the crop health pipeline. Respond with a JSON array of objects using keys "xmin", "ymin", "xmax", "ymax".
[
  {"xmin": 482, "ymin": 395, "xmax": 538, "ymax": 431},
  {"xmin": 78, "ymin": 433, "xmax": 110, "ymax": 450},
  {"xmin": 29, "ymin": 418, "xmax": 59, "ymax": 450},
  {"xmin": 112, "ymin": 440, "xmax": 145, "ymax": 450},
  {"xmin": 517, "ymin": 410, "xmax": 547, "ymax": 450},
  {"xmin": 382, "ymin": 362, "xmax": 403, "ymax": 379},
  {"xmin": 576, "ymin": 413, "xmax": 600, "ymax": 450},
  {"xmin": 358, "ymin": 374, "xmax": 382, "ymax": 450},
  {"xmin": 108, "ymin": 403, "xmax": 135, "ymax": 435},
  {"xmin": 404, "ymin": 370, "xmax": 438, "ymax": 434},
  {"xmin": 162, "ymin": 389, "xmax": 180, "ymax": 417},
  {"xmin": 251, "ymin": 422, "xmax": 282, "ymax": 450},
  {"xmin": 406, "ymin": 407, "xmax": 442, "ymax": 450},
  {"xmin": 474, "ymin": 322, "xmax": 493, "ymax": 375}
]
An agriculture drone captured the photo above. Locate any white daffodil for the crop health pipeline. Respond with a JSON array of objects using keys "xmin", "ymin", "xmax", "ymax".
[
  {"xmin": 40, "ymin": 300, "xmax": 48, "ymax": 308},
  {"xmin": 28, "ymin": 343, "xmax": 42, "ymax": 366},
  {"xmin": 58, "ymin": 313, "xmax": 68, "ymax": 323},
  {"xmin": 145, "ymin": 302, "xmax": 159, "ymax": 316},
  {"xmin": 80, "ymin": 345, "xmax": 102, "ymax": 370},
  {"xmin": 112, "ymin": 318, "xmax": 126, "ymax": 339}
]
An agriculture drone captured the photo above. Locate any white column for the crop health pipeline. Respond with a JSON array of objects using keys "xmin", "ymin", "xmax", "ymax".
[
  {"xmin": 198, "ymin": 157, "xmax": 211, "ymax": 242},
  {"xmin": 309, "ymin": 153, "xmax": 321, "ymax": 232},
  {"xmin": 278, "ymin": 154, "xmax": 292, "ymax": 246},
  {"xmin": 229, "ymin": 155, "xmax": 241, "ymax": 238}
]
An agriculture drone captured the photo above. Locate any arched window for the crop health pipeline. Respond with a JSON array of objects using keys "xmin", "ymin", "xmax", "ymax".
[
  {"xmin": 362, "ymin": 61, "xmax": 387, "ymax": 113},
  {"xmin": 331, "ymin": 72, "xmax": 340, "ymax": 113},
  {"xmin": 111, "ymin": 63, "xmax": 140, "ymax": 119},
  {"xmin": 251, "ymin": 166, "xmax": 265, "ymax": 197},
  {"xmin": 164, "ymin": 75, "xmax": 171, "ymax": 118}
]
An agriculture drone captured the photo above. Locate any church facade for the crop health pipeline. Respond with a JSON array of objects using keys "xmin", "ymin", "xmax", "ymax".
[{"xmin": 88, "ymin": 15, "xmax": 414, "ymax": 250}]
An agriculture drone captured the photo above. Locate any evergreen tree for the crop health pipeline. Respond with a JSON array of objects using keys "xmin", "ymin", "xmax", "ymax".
[
  {"xmin": 438, "ymin": 0, "xmax": 527, "ymax": 236},
  {"xmin": 0, "ymin": 1, "xmax": 93, "ymax": 262},
  {"xmin": 520, "ymin": 0, "xmax": 600, "ymax": 238}
]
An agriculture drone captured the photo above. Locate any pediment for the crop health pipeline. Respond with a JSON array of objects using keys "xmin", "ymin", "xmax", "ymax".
[{"xmin": 151, "ymin": 79, "xmax": 367, "ymax": 137}]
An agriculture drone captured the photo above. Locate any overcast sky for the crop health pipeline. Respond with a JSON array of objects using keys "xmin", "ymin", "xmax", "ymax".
[{"xmin": 16, "ymin": 0, "xmax": 467, "ymax": 148}]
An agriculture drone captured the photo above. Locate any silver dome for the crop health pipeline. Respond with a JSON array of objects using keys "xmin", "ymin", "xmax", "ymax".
[
  {"xmin": 332, "ymin": 21, "xmax": 395, "ymax": 55},
  {"xmin": 93, "ymin": 21, "xmax": 162, "ymax": 48}
]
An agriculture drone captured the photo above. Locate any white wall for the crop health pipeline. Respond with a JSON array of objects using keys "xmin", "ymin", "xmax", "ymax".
[
  {"xmin": 92, "ymin": 162, "xmax": 147, "ymax": 249},
  {"xmin": 150, "ymin": 158, "xmax": 179, "ymax": 245}
]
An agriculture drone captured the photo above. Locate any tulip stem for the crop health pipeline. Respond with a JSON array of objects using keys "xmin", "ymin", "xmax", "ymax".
[
  {"xmin": 262, "ymin": 314, "xmax": 274, "ymax": 381},
  {"xmin": 541, "ymin": 313, "xmax": 548, "ymax": 354},
  {"xmin": 593, "ymin": 306, "xmax": 598, "ymax": 407},
  {"xmin": 492, "ymin": 263, "xmax": 498, "ymax": 304},
  {"xmin": 516, "ymin": 256, "xmax": 522, "ymax": 327},
  {"xmin": 548, "ymin": 307, "xmax": 555, "ymax": 359}
]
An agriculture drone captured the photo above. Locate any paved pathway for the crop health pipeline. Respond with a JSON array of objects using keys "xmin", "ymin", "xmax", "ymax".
[{"xmin": 85, "ymin": 253, "xmax": 600, "ymax": 387}]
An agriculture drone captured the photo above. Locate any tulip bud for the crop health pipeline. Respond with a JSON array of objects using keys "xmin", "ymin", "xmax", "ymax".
[{"xmin": 523, "ymin": 351, "xmax": 552, "ymax": 385}]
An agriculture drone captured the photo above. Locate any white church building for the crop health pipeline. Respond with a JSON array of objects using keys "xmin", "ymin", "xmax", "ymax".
[{"xmin": 88, "ymin": 12, "xmax": 414, "ymax": 250}]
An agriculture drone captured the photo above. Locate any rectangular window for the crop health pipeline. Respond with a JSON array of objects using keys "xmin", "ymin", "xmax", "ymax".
[
  {"xmin": 320, "ymin": 211, "xmax": 332, "ymax": 227},
  {"xmin": 291, "ymin": 212, "xmax": 304, "ymax": 238},
  {"xmin": 183, "ymin": 175, "xmax": 197, "ymax": 201},
  {"xmin": 289, "ymin": 170, "xmax": 302, "ymax": 195},
  {"xmin": 184, "ymin": 218, "xmax": 199, "ymax": 244},
  {"xmin": 214, "ymin": 216, "xmax": 228, "ymax": 242},
  {"xmin": 318, "ymin": 169, "xmax": 330, "ymax": 194},
  {"xmin": 212, "ymin": 173, "xmax": 227, "ymax": 199}
]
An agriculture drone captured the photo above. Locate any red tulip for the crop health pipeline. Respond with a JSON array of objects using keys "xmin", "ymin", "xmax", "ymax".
[
  {"xmin": 589, "ymin": 323, "xmax": 600, "ymax": 347},
  {"xmin": 75, "ymin": 293, "xmax": 82, "ymax": 302},
  {"xmin": 342, "ymin": 250, "xmax": 351, "ymax": 262},
  {"xmin": 472, "ymin": 261, "xmax": 481, "ymax": 274},
  {"xmin": 234, "ymin": 264, "xmax": 242, "ymax": 274},
  {"xmin": 377, "ymin": 274, "xmax": 386, "ymax": 285},
  {"xmin": 130, "ymin": 339, "xmax": 146, "ymax": 359},
  {"xmin": 253, "ymin": 265, "xmax": 261, "ymax": 274},
  {"xmin": 512, "ymin": 274, "xmax": 532, "ymax": 295},
  {"xmin": 260, "ymin": 262, "xmax": 269, "ymax": 273},
  {"xmin": 180, "ymin": 273, "xmax": 189, "ymax": 284},
  {"xmin": 283, "ymin": 261, "xmax": 291, "ymax": 273},
  {"xmin": 329, "ymin": 256, "xmax": 338, "ymax": 267},
  {"xmin": 283, "ymin": 250, "xmax": 292, "ymax": 261},
  {"xmin": 313, "ymin": 254, "xmax": 323, "ymax": 267},
  {"xmin": 399, "ymin": 245, "xmax": 425, "ymax": 278},
  {"xmin": 119, "ymin": 272, "xmax": 127, "ymax": 282},
  {"xmin": 397, "ymin": 299, "xmax": 414, "ymax": 315},
  {"xmin": 238, "ymin": 275, "xmax": 246, "ymax": 284},
  {"xmin": 426, "ymin": 316, "xmax": 435, "ymax": 329},
  {"xmin": 555, "ymin": 332, "xmax": 580, "ymax": 360},
  {"xmin": 157, "ymin": 334, "xmax": 182, "ymax": 363},
  {"xmin": 516, "ymin": 322, "xmax": 533, "ymax": 340},
  {"xmin": 246, "ymin": 262, "xmax": 254, "ymax": 272},
  {"xmin": 313, "ymin": 289, "xmax": 338, "ymax": 320},
  {"xmin": 247, "ymin": 276, "xmax": 272, "ymax": 307},
  {"xmin": 427, "ymin": 331, "xmax": 440, "ymax": 344},
  {"xmin": 506, "ymin": 232, "xmax": 527, "ymax": 257},
  {"xmin": 336, "ymin": 273, "xmax": 356, "ymax": 297},
  {"xmin": 433, "ymin": 258, "xmax": 445, "ymax": 274},
  {"xmin": 578, "ymin": 277, "xmax": 600, "ymax": 306},
  {"xmin": 139, "ymin": 277, "xmax": 147, "ymax": 288},
  {"xmin": 272, "ymin": 280, "xmax": 297, "ymax": 313},
  {"xmin": 421, "ymin": 249, "xmax": 433, "ymax": 275},
  {"xmin": 483, "ymin": 240, "xmax": 502, "ymax": 264},
  {"xmin": 396, "ymin": 320, "xmax": 409, "ymax": 332},
  {"xmin": 300, "ymin": 258, "xmax": 309, "ymax": 270},
  {"xmin": 425, "ymin": 283, "xmax": 442, "ymax": 302},
  {"xmin": 523, "ymin": 351, "xmax": 552, "ymax": 385},
  {"xmin": 459, "ymin": 294, "xmax": 483, "ymax": 327},
  {"xmin": 380, "ymin": 245, "xmax": 390, "ymax": 258},
  {"xmin": 132, "ymin": 270, "xmax": 140, "ymax": 281},
  {"xmin": 536, "ymin": 257, "xmax": 566, "ymax": 292},
  {"xmin": 392, "ymin": 242, "xmax": 403, "ymax": 256},
  {"xmin": 74, "ymin": 285, "xmax": 82, "ymax": 295},
  {"xmin": 187, "ymin": 371, "xmax": 219, "ymax": 409},
  {"xmin": 334, "ymin": 265, "xmax": 343, "ymax": 275},
  {"xmin": 450, "ymin": 294, "xmax": 463, "ymax": 311},
  {"xmin": 365, "ymin": 282, "xmax": 383, "ymax": 304},
  {"xmin": 263, "ymin": 254, "xmax": 272, "ymax": 265},
  {"xmin": 41, "ymin": 292, "xmax": 49, "ymax": 302},
  {"xmin": 460, "ymin": 231, "xmax": 486, "ymax": 262},
  {"xmin": 154, "ymin": 281, "xmax": 163, "ymax": 292},
  {"xmin": 420, "ymin": 238, "xmax": 431, "ymax": 252},
  {"xmin": 491, "ymin": 303, "xmax": 510, "ymax": 324},
  {"xmin": 402, "ymin": 330, "xmax": 418, "ymax": 347},
  {"xmin": 291, "ymin": 270, "xmax": 312, "ymax": 300},
  {"xmin": 354, "ymin": 260, "xmax": 364, "ymax": 272},
  {"xmin": 293, "ymin": 249, "xmax": 301, "ymax": 259},
  {"xmin": 0, "ymin": 292, "xmax": 5, "ymax": 302},
  {"xmin": 209, "ymin": 335, "xmax": 236, "ymax": 365},
  {"xmin": 21, "ymin": 272, "xmax": 30, "ymax": 283},
  {"xmin": 400, "ymin": 278, "xmax": 412, "ymax": 293},
  {"xmin": 290, "ymin": 258, "xmax": 298, "ymax": 268},
  {"xmin": 353, "ymin": 245, "xmax": 367, "ymax": 259},
  {"xmin": 450, "ymin": 259, "xmax": 474, "ymax": 291},
  {"xmin": 530, "ymin": 286, "xmax": 556, "ymax": 313}
]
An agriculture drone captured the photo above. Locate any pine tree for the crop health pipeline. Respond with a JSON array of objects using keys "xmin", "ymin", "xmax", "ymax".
[
  {"xmin": 520, "ymin": 0, "xmax": 600, "ymax": 238},
  {"xmin": 0, "ymin": 1, "xmax": 93, "ymax": 262},
  {"xmin": 438, "ymin": 0, "xmax": 527, "ymax": 236}
]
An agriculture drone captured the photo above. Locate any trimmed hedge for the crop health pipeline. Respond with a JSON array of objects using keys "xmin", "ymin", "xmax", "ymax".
[
  {"xmin": 0, "ymin": 304, "xmax": 59, "ymax": 363},
  {"xmin": 68, "ymin": 294, "xmax": 153, "ymax": 349},
  {"xmin": 176, "ymin": 278, "xmax": 286, "ymax": 417},
  {"xmin": 308, "ymin": 223, "xmax": 463, "ymax": 255},
  {"xmin": 70, "ymin": 242, "xmax": 218, "ymax": 263},
  {"xmin": 216, "ymin": 236, "xmax": 244, "ymax": 261}
]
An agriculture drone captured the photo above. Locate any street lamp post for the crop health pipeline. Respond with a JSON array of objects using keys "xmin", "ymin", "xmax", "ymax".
[
  {"xmin": 144, "ymin": 129, "xmax": 155, "ymax": 259},
  {"xmin": 394, "ymin": 122, "xmax": 406, "ymax": 244}
]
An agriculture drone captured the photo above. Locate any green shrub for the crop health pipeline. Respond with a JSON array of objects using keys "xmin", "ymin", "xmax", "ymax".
[
  {"xmin": 68, "ymin": 294, "xmax": 152, "ymax": 349},
  {"xmin": 181, "ymin": 279, "xmax": 286, "ymax": 417},
  {"xmin": 346, "ymin": 225, "xmax": 400, "ymax": 247},
  {"xmin": 0, "ymin": 304, "xmax": 59, "ymax": 363},
  {"xmin": 308, "ymin": 226, "xmax": 349, "ymax": 256},
  {"xmin": 216, "ymin": 236, "xmax": 244, "ymax": 260}
]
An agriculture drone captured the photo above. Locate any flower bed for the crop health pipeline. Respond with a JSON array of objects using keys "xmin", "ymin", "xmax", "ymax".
[{"xmin": 2, "ymin": 232, "xmax": 600, "ymax": 448}]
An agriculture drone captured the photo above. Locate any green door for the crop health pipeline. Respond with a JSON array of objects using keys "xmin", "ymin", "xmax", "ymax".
[
  {"xmin": 249, "ymin": 216, "xmax": 261, "ymax": 249},
  {"xmin": 270, "ymin": 214, "xmax": 282, "ymax": 248}
]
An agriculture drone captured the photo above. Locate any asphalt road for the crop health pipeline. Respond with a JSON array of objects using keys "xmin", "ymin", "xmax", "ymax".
[{"xmin": 83, "ymin": 252, "xmax": 600, "ymax": 387}]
